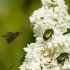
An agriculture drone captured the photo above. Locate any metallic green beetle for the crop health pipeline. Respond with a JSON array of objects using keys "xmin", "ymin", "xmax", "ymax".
[
  {"xmin": 43, "ymin": 29, "xmax": 53, "ymax": 40},
  {"xmin": 56, "ymin": 52, "xmax": 69, "ymax": 64}
]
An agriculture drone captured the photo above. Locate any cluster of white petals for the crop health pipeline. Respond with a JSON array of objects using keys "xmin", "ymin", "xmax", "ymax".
[{"xmin": 19, "ymin": 0, "xmax": 70, "ymax": 70}]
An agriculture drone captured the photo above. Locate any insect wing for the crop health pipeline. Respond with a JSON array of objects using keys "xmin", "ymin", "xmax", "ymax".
[
  {"xmin": 2, "ymin": 35, "xmax": 9, "ymax": 38},
  {"xmin": 7, "ymin": 32, "xmax": 14, "ymax": 37},
  {"xmin": 2, "ymin": 32, "xmax": 14, "ymax": 38}
]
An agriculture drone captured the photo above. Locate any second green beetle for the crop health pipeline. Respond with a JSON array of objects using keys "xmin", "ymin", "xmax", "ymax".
[{"xmin": 56, "ymin": 52, "xmax": 69, "ymax": 64}]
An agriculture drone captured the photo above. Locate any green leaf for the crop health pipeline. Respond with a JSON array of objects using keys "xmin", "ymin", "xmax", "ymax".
[
  {"xmin": 63, "ymin": 28, "xmax": 70, "ymax": 35},
  {"xmin": 20, "ymin": 55, "xmax": 25, "ymax": 64},
  {"xmin": 67, "ymin": 28, "xmax": 70, "ymax": 33},
  {"xmin": 9, "ymin": 55, "xmax": 25, "ymax": 70}
]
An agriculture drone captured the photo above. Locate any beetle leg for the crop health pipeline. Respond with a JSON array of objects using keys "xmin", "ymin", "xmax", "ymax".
[{"xmin": 66, "ymin": 56, "xmax": 69, "ymax": 61}]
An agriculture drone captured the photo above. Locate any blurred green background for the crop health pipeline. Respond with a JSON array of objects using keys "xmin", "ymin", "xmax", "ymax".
[{"xmin": 0, "ymin": 0, "xmax": 70, "ymax": 70}]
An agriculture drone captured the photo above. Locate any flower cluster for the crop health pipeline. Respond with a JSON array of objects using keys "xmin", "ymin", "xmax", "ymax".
[{"xmin": 19, "ymin": 0, "xmax": 70, "ymax": 70}]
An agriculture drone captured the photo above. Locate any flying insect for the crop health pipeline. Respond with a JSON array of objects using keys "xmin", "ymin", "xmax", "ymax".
[{"xmin": 2, "ymin": 32, "xmax": 22, "ymax": 43}]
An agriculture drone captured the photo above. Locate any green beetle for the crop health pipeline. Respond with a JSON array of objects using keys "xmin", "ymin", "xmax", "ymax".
[
  {"xmin": 56, "ymin": 52, "xmax": 69, "ymax": 64},
  {"xmin": 43, "ymin": 29, "xmax": 53, "ymax": 40}
]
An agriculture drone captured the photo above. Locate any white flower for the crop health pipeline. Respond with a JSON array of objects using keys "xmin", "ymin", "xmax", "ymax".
[
  {"xmin": 62, "ymin": 61, "xmax": 70, "ymax": 69},
  {"xmin": 20, "ymin": 0, "xmax": 70, "ymax": 70}
]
